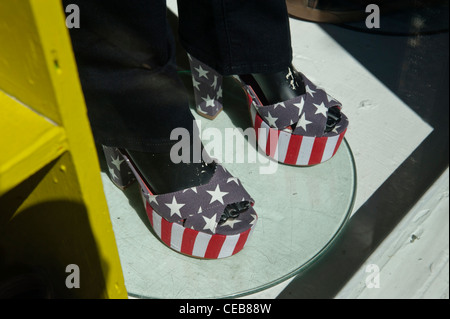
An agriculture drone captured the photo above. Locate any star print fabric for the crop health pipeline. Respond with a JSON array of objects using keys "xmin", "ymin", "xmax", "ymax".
[
  {"xmin": 245, "ymin": 72, "xmax": 348, "ymax": 138},
  {"xmin": 141, "ymin": 164, "xmax": 255, "ymax": 236},
  {"xmin": 189, "ymin": 54, "xmax": 224, "ymax": 118},
  {"xmin": 103, "ymin": 146, "xmax": 136, "ymax": 188}
]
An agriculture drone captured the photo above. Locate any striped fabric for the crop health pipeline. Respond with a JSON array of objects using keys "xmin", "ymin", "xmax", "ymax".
[
  {"xmin": 145, "ymin": 200, "xmax": 255, "ymax": 259},
  {"xmin": 250, "ymin": 100, "xmax": 347, "ymax": 165}
]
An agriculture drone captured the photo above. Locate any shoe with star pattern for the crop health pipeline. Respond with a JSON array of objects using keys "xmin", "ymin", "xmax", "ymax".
[
  {"xmin": 188, "ymin": 54, "xmax": 348, "ymax": 166},
  {"xmin": 102, "ymin": 145, "xmax": 257, "ymax": 259}
]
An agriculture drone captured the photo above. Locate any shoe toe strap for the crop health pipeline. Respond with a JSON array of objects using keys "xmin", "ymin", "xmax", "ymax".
[
  {"xmin": 183, "ymin": 202, "xmax": 256, "ymax": 236},
  {"xmin": 247, "ymin": 72, "xmax": 343, "ymax": 137},
  {"xmin": 143, "ymin": 166, "xmax": 255, "ymax": 235}
]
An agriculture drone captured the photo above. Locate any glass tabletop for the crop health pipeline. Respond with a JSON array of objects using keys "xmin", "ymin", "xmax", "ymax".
[{"xmin": 101, "ymin": 77, "xmax": 357, "ymax": 298}]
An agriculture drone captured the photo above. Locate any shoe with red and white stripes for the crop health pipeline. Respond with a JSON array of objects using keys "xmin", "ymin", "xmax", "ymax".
[
  {"xmin": 243, "ymin": 74, "xmax": 348, "ymax": 166},
  {"xmin": 189, "ymin": 55, "xmax": 348, "ymax": 166},
  {"xmin": 103, "ymin": 145, "xmax": 257, "ymax": 259}
]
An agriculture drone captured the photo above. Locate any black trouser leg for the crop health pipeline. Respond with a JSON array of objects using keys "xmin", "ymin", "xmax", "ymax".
[
  {"xmin": 177, "ymin": 0, "xmax": 292, "ymax": 75},
  {"xmin": 66, "ymin": 0, "xmax": 293, "ymax": 152},
  {"xmin": 65, "ymin": 0, "xmax": 194, "ymax": 153}
]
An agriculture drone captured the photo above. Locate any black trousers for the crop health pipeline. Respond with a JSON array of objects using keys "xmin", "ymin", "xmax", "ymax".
[{"xmin": 66, "ymin": 0, "xmax": 292, "ymax": 153}]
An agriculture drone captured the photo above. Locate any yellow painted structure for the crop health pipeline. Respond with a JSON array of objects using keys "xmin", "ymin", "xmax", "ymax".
[{"xmin": 0, "ymin": 0, "xmax": 127, "ymax": 298}]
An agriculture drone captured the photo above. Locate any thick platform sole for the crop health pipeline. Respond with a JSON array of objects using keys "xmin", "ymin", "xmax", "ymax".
[
  {"xmin": 103, "ymin": 145, "xmax": 256, "ymax": 259},
  {"xmin": 248, "ymin": 100, "xmax": 347, "ymax": 166},
  {"xmin": 144, "ymin": 199, "xmax": 255, "ymax": 259},
  {"xmin": 188, "ymin": 55, "xmax": 347, "ymax": 166}
]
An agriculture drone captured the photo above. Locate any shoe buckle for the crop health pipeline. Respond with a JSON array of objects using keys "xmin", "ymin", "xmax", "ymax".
[
  {"xmin": 325, "ymin": 106, "xmax": 342, "ymax": 132},
  {"xmin": 219, "ymin": 201, "xmax": 250, "ymax": 225}
]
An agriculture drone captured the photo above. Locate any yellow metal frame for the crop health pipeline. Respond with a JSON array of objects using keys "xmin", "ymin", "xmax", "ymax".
[{"xmin": 0, "ymin": 0, "xmax": 127, "ymax": 298}]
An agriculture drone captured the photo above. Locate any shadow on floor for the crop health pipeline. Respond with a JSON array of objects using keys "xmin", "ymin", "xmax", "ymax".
[{"xmin": 279, "ymin": 2, "xmax": 449, "ymax": 298}]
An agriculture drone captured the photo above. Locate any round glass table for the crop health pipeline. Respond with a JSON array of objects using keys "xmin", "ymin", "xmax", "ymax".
[{"xmin": 101, "ymin": 77, "xmax": 357, "ymax": 298}]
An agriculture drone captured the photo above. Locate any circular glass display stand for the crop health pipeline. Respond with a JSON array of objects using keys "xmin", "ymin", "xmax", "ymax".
[{"xmin": 101, "ymin": 77, "xmax": 357, "ymax": 299}]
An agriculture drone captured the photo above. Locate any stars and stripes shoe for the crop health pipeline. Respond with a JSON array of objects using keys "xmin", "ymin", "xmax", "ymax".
[
  {"xmin": 188, "ymin": 55, "xmax": 348, "ymax": 166},
  {"xmin": 102, "ymin": 145, "xmax": 257, "ymax": 259}
]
